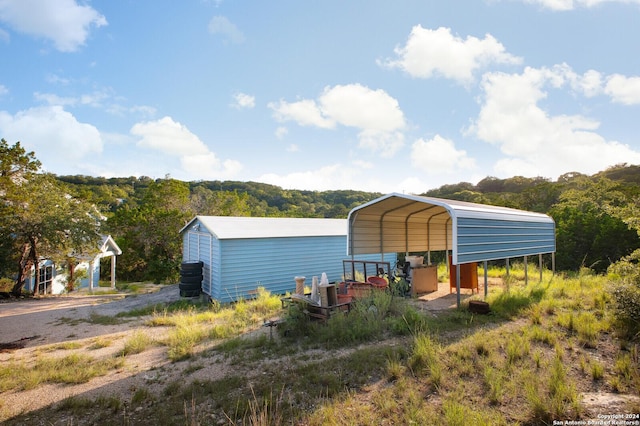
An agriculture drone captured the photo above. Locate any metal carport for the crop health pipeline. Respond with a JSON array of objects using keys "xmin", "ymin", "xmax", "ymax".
[{"xmin": 347, "ymin": 193, "xmax": 556, "ymax": 306}]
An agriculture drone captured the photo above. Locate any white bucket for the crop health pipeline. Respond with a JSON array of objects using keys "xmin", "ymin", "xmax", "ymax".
[{"xmin": 406, "ymin": 256, "xmax": 424, "ymax": 268}]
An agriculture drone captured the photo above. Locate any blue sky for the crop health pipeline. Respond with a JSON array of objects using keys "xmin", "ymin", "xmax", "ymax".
[{"xmin": 1, "ymin": 0, "xmax": 639, "ymax": 194}]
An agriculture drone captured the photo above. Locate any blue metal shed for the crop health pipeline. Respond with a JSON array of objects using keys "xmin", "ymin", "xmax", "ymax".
[
  {"xmin": 347, "ymin": 193, "xmax": 556, "ymax": 305},
  {"xmin": 180, "ymin": 216, "xmax": 395, "ymax": 303}
]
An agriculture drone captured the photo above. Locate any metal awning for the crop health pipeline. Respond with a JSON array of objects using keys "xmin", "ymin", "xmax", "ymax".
[{"xmin": 347, "ymin": 193, "xmax": 556, "ymax": 265}]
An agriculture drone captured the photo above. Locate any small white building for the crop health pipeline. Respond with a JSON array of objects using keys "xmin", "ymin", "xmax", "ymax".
[
  {"xmin": 180, "ymin": 216, "xmax": 394, "ymax": 303},
  {"xmin": 24, "ymin": 235, "xmax": 122, "ymax": 294}
]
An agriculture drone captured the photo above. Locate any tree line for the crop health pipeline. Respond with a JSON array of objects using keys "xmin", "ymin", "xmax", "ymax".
[{"xmin": 2, "ymin": 137, "xmax": 640, "ymax": 293}]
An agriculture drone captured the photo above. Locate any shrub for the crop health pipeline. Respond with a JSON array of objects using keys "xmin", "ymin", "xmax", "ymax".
[
  {"xmin": 0, "ymin": 277, "xmax": 14, "ymax": 292},
  {"xmin": 608, "ymin": 251, "xmax": 640, "ymax": 340},
  {"xmin": 610, "ymin": 282, "xmax": 640, "ymax": 340}
]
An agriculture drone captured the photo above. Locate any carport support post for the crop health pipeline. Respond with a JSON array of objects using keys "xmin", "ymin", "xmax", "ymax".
[
  {"xmin": 539, "ymin": 254, "xmax": 543, "ymax": 283},
  {"xmin": 524, "ymin": 256, "xmax": 528, "ymax": 286},
  {"xmin": 483, "ymin": 260, "xmax": 488, "ymax": 298},
  {"xmin": 456, "ymin": 264, "xmax": 461, "ymax": 308}
]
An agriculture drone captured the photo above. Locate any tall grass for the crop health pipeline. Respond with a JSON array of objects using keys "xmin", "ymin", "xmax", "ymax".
[
  {"xmin": 147, "ymin": 286, "xmax": 283, "ymax": 361},
  {"xmin": 409, "ymin": 333, "xmax": 442, "ymax": 388},
  {"xmin": 0, "ymin": 354, "xmax": 125, "ymax": 392},
  {"xmin": 8, "ymin": 265, "xmax": 634, "ymax": 426},
  {"xmin": 122, "ymin": 330, "xmax": 154, "ymax": 356}
]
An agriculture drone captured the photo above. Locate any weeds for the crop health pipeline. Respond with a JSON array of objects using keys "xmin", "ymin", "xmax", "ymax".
[
  {"xmin": 3, "ymin": 267, "xmax": 636, "ymax": 426},
  {"xmin": 409, "ymin": 333, "xmax": 442, "ymax": 387},
  {"xmin": 483, "ymin": 365, "xmax": 505, "ymax": 404},
  {"xmin": 0, "ymin": 354, "xmax": 125, "ymax": 392},
  {"xmin": 591, "ymin": 360, "xmax": 605, "ymax": 380},
  {"xmin": 122, "ymin": 330, "xmax": 153, "ymax": 356}
]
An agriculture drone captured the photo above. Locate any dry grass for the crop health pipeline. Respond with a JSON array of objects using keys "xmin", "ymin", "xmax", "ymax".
[{"xmin": 2, "ymin": 269, "xmax": 640, "ymax": 425}]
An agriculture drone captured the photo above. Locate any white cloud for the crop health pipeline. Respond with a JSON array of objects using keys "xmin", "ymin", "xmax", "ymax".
[
  {"xmin": 0, "ymin": 105, "xmax": 102, "ymax": 163},
  {"xmin": 319, "ymin": 84, "xmax": 405, "ymax": 132},
  {"xmin": 131, "ymin": 116, "xmax": 210, "ymax": 156},
  {"xmin": 571, "ymin": 69, "xmax": 603, "ymax": 98},
  {"xmin": 45, "ymin": 73, "xmax": 71, "ymax": 85},
  {"xmin": 275, "ymin": 126, "xmax": 288, "ymax": 139},
  {"xmin": 0, "ymin": 84, "xmax": 7, "ymax": 96},
  {"xmin": 231, "ymin": 92, "xmax": 255, "ymax": 109},
  {"xmin": 469, "ymin": 65, "xmax": 640, "ymax": 178},
  {"xmin": 269, "ymin": 99, "xmax": 334, "ymax": 129},
  {"xmin": 130, "ymin": 116, "xmax": 242, "ymax": 180},
  {"xmin": 0, "ymin": 0, "xmax": 107, "ymax": 52},
  {"xmin": 208, "ymin": 15, "xmax": 244, "ymax": 44},
  {"xmin": 411, "ymin": 135, "xmax": 477, "ymax": 174},
  {"xmin": 524, "ymin": 0, "xmax": 575, "ymax": 10},
  {"xmin": 554, "ymin": 66, "xmax": 640, "ymax": 105},
  {"xmin": 605, "ymin": 74, "xmax": 640, "ymax": 105},
  {"xmin": 105, "ymin": 104, "xmax": 157, "ymax": 118},
  {"xmin": 269, "ymin": 84, "xmax": 406, "ymax": 156},
  {"xmin": 34, "ymin": 90, "xmax": 111, "ymax": 108},
  {"xmin": 258, "ymin": 163, "xmax": 392, "ymax": 192},
  {"xmin": 358, "ymin": 130, "xmax": 405, "ymax": 159},
  {"xmin": 258, "ymin": 161, "xmax": 428, "ymax": 193},
  {"xmin": 380, "ymin": 26, "xmax": 522, "ymax": 84},
  {"xmin": 523, "ymin": 0, "xmax": 640, "ymax": 11}
]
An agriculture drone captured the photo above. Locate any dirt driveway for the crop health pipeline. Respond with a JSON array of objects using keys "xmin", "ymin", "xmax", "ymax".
[{"xmin": 0, "ymin": 284, "xmax": 182, "ymax": 349}]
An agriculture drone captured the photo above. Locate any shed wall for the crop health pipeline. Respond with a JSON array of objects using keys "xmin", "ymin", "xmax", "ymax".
[
  {"xmin": 184, "ymin": 229, "xmax": 394, "ymax": 303},
  {"xmin": 217, "ymin": 236, "xmax": 396, "ymax": 303},
  {"xmin": 456, "ymin": 217, "xmax": 556, "ymax": 264}
]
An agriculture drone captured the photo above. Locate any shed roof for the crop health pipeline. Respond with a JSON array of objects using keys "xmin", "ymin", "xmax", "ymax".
[
  {"xmin": 180, "ymin": 216, "xmax": 347, "ymax": 240},
  {"xmin": 347, "ymin": 193, "xmax": 555, "ymax": 265}
]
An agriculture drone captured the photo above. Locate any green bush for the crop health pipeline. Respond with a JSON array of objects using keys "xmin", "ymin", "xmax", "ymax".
[
  {"xmin": 608, "ymin": 251, "xmax": 640, "ymax": 340},
  {"xmin": 0, "ymin": 277, "xmax": 13, "ymax": 292},
  {"xmin": 610, "ymin": 282, "xmax": 640, "ymax": 340}
]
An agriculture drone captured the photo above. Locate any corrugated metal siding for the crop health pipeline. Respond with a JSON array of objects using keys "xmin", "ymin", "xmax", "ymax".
[
  {"xmin": 200, "ymin": 233, "xmax": 215, "ymax": 298},
  {"xmin": 350, "ymin": 215, "xmax": 453, "ymax": 254},
  {"xmin": 184, "ymin": 231, "xmax": 200, "ymax": 261},
  {"xmin": 456, "ymin": 217, "xmax": 556, "ymax": 264},
  {"xmin": 214, "ymin": 236, "xmax": 393, "ymax": 303}
]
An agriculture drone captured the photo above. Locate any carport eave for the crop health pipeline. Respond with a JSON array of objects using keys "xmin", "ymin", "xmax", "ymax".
[{"xmin": 347, "ymin": 193, "xmax": 459, "ymax": 257}]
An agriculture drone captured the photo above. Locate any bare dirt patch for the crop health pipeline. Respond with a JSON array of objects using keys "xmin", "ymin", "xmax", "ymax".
[{"xmin": 0, "ymin": 284, "xmax": 191, "ymax": 422}]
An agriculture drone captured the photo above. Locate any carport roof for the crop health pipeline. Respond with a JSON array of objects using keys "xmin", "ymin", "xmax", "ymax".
[{"xmin": 347, "ymin": 193, "xmax": 555, "ymax": 265}]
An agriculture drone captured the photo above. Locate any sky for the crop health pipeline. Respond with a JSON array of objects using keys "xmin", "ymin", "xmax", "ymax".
[{"xmin": 1, "ymin": 0, "xmax": 639, "ymax": 194}]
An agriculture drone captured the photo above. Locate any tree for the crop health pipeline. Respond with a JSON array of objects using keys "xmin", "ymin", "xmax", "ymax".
[
  {"xmin": 0, "ymin": 139, "xmax": 40, "ymax": 286},
  {"xmin": 107, "ymin": 179, "xmax": 193, "ymax": 283},
  {"xmin": 189, "ymin": 186, "xmax": 252, "ymax": 216},
  {"xmin": 549, "ymin": 177, "xmax": 640, "ymax": 272},
  {"xmin": 1, "ymin": 140, "xmax": 101, "ymax": 295},
  {"xmin": 7, "ymin": 174, "xmax": 101, "ymax": 295}
]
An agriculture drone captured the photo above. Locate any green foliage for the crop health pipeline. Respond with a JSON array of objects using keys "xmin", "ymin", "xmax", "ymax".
[
  {"xmin": 122, "ymin": 330, "xmax": 153, "ymax": 356},
  {"xmin": 6, "ymin": 149, "xmax": 640, "ymax": 289},
  {"xmin": 609, "ymin": 250, "xmax": 640, "ymax": 340},
  {"xmin": 409, "ymin": 333, "xmax": 442, "ymax": 387},
  {"xmin": 4, "ymin": 173, "xmax": 102, "ymax": 294},
  {"xmin": 549, "ymin": 177, "xmax": 640, "ymax": 272},
  {"xmin": 106, "ymin": 179, "xmax": 192, "ymax": 283}
]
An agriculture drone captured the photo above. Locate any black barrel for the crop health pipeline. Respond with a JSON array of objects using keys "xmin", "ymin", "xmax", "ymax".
[{"xmin": 179, "ymin": 261, "xmax": 203, "ymax": 297}]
